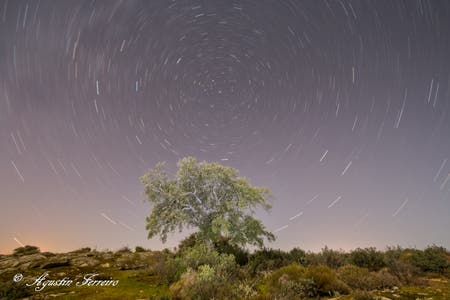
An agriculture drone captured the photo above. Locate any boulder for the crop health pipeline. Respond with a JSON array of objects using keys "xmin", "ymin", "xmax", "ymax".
[
  {"xmin": 71, "ymin": 257, "xmax": 100, "ymax": 267},
  {"xmin": 41, "ymin": 257, "xmax": 70, "ymax": 269}
]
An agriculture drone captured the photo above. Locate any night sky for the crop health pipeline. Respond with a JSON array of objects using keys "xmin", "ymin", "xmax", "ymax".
[{"xmin": 1, "ymin": 0, "xmax": 449, "ymax": 254}]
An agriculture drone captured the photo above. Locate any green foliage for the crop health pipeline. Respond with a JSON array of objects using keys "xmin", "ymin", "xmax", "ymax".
[
  {"xmin": 135, "ymin": 246, "xmax": 147, "ymax": 252},
  {"xmin": 266, "ymin": 264, "xmax": 349, "ymax": 298},
  {"xmin": 117, "ymin": 246, "xmax": 132, "ymax": 254},
  {"xmin": 384, "ymin": 246, "xmax": 419, "ymax": 284},
  {"xmin": 70, "ymin": 247, "xmax": 91, "ymax": 253},
  {"xmin": 306, "ymin": 265, "xmax": 350, "ymax": 296},
  {"xmin": 373, "ymin": 268, "xmax": 401, "ymax": 289},
  {"xmin": 177, "ymin": 232, "xmax": 202, "ymax": 253},
  {"xmin": 409, "ymin": 245, "xmax": 449, "ymax": 274},
  {"xmin": 169, "ymin": 266, "xmax": 236, "ymax": 300},
  {"xmin": 168, "ymin": 245, "xmax": 239, "ymax": 299},
  {"xmin": 12, "ymin": 245, "xmax": 40, "ymax": 256},
  {"xmin": 0, "ymin": 282, "xmax": 32, "ymax": 299},
  {"xmin": 214, "ymin": 236, "xmax": 249, "ymax": 266},
  {"xmin": 265, "ymin": 264, "xmax": 316, "ymax": 299},
  {"xmin": 247, "ymin": 248, "xmax": 292, "ymax": 275},
  {"xmin": 338, "ymin": 264, "xmax": 378, "ymax": 290},
  {"xmin": 338, "ymin": 264, "xmax": 401, "ymax": 291},
  {"xmin": 348, "ymin": 247, "xmax": 386, "ymax": 271},
  {"xmin": 156, "ymin": 242, "xmax": 238, "ymax": 285},
  {"xmin": 289, "ymin": 247, "xmax": 307, "ymax": 265},
  {"xmin": 141, "ymin": 157, "xmax": 275, "ymax": 248},
  {"xmin": 306, "ymin": 246, "xmax": 348, "ymax": 269}
]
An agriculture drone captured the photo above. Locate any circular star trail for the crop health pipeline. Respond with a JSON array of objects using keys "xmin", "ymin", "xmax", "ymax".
[{"xmin": 0, "ymin": 0, "xmax": 449, "ymax": 253}]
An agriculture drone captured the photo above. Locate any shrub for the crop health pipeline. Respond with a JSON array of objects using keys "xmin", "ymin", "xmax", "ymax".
[
  {"xmin": 247, "ymin": 248, "xmax": 292, "ymax": 275},
  {"xmin": 373, "ymin": 268, "xmax": 401, "ymax": 289},
  {"xmin": 70, "ymin": 247, "xmax": 91, "ymax": 254},
  {"xmin": 266, "ymin": 264, "xmax": 316, "ymax": 299},
  {"xmin": 170, "ymin": 266, "xmax": 234, "ymax": 300},
  {"xmin": 183, "ymin": 243, "xmax": 222, "ymax": 270},
  {"xmin": 384, "ymin": 246, "xmax": 418, "ymax": 284},
  {"xmin": 338, "ymin": 265, "xmax": 378, "ymax": 290},
  {"xmin": 233, "ymin": 278, "xmax": 260, "ymax": 299},
  {"xmin": 135, "ymin": 246, "xmax": 146, "ymax": 252},
  {"xmin": 169, "ymin": 255, "xmax": 238, "ymax": 300},
  {"xmin": 266, "ymin": 264, "xmax": 307, "ymax": 291},
  {"xmin": 289, "ymin": 247, "xmax": 307, "ymax": 265},
  {"xmin": 348, "ymin": 247, "xmax": 385, "ymax": 271},
  {"xmin": 176, "ymin": 232, "xmax": 202, "ymax": 253},
  {"xmin": 116, "ymin": 246, "xmax": 132, "ymax": 254},
  {"xmin": 267, "ymin": 264, "xmax": 349, "ymax": 298},
  {"xmin": 306, "ymin": 265, "xmax": 350, "ymax": 296},
  {"xmin": 307, "ymin": 246, "xmax": 348, "ymax": 269},
  {"xmin": 158, "ymin": 255, "xmax": 187, "ymax": 284},
  {"xmin": 13, "ymin": 245, "xmax": 40, "ymax": 256},
  {"xmin": 0, "ymin": 282, "xmax": 32, "ymax": 299},
  {"xmin": 409, "ymin": 245, "xmax": 449, "ymax": 274},
  {"xmin": 214, "ymin": 236, "xmax": 249, "ymax": 266},
  {"xmin": 158, "ymin": 243, "xmax": 238, "ymax": 285}
]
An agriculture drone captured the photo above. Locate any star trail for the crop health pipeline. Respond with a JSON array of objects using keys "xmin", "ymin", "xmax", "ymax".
[{"xmin": 1, "ymin": 0, "xmax": 449, "ymax": 253}]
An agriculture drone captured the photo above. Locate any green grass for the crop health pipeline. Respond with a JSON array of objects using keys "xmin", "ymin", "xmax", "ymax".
[
  {"xmin": 1, "ymin": 268, "xmax": 169, "ymax": 299},
  {"xmin": 373, "ymin": 277, "xmax": 450, "ymax": 300}
]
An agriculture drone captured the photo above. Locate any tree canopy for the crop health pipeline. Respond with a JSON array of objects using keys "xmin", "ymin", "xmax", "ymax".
[{"xmin": 140, "ymin": 157, "xmax": 275, "ymax": 248}]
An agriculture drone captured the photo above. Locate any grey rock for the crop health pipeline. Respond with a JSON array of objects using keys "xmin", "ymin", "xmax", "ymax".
[
  {"xmin": 41, "ymin": 257, "xmax": 70, "ymax": 269},
  {"xmin": 71, "ymin": 257, "xmax": 100, "ymax": 267}
]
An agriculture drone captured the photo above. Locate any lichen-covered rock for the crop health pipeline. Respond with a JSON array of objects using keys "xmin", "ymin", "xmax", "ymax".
[{"xmin": 41, "ymin": 257, "xmax": 70, "ymax": 269}]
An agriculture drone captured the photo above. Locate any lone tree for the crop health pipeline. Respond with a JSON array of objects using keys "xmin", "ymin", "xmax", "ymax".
[{"xmin": 141, "ymin": 157, "xmax": 275, "ymax": 248}]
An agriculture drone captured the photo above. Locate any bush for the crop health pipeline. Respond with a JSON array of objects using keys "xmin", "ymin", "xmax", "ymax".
[
  {"xmin": 338, "ymin": 264, "xmax": 401, "ymax": 291},
  {"xmin": 348, "ymin": 247, "xmax": 385, "ymax": 271},
  {"xmin": 214, "ymin": 236, "xmax": 249, "ymax": 266},
  {"xmin": 157, "ymin": 255, "xmax": 187, "ymax": 284},
  {"xmin": 13, "ymin": 245, "xmax": 40, "ymax": 256},
  {"xmin": 170, "ymin": 266, "xmax": 236, "ymax": 300},
  {"xmin": 306, "ymin": 246, "xmax": 348, "ymax": 269},
  {"xmin": 183, "ymin": 243, "xmax": 224, "ymax": 270},
  {"xmin": 158, "ymin": 243, "xmax": 238, "ymax": 285},
  {"xmin": 247, "ymin": 248, "xmax": 292, "ymax": 275},
  {"xmin": 177, "ymin": 232, "xmax": 202, "ymax": 253},
  {"xmin": 337, "ymin": 265, "xmax": 378, "ymax": 291},
  {"xmin": 306, "ymin": 265, "xmax": 350, "ymax": 296},
  {"xmin": 116, "ymin": 246, "xmax": 132, "ymax": 254},
  {"xmin": 409, "ymin": 245, "xmax": 449, "ymax": 274},
  {"xmin": 169, "ymin": 250, "xmax": 238, "ymax": 300},
  {"xmin": 289, "ymin": 247, "xmax": 307, "ymax": 265},
  {"xmin": 266, "ymin": 264, "xmax": 316, "ymax": 299},
  {"xmin": 373, "ymin": 268, "xmax": 401, "ymax": 289},
  {"xmin": 266, "ymin": 264, "xmax": 349, "ymax": 298},
  {"xmin": 0, "ymin": 282, "xmax": 32, "ymax": 299},
  {"xmin": 384, "ymin": 246, "xmax": 418, "ymax": 284},
  {"xmin": 266, "ymin": 264, "xmax": 307, "ymax": 291},
  {"xmin": 135, "ymin": 246, "xmax": 146, "ymax": 252}
]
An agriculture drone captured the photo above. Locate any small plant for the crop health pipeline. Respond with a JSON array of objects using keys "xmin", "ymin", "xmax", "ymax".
[
  {"xmin": 71, "ymin": 247, "xmax": 91, "ymax": 253},
  {"xmin": 13, "ymin": 245, "xmax": 40, "ymax": 256},
  {"xmin": 117, "ymin": 246, "xmax": 132, "ymax": 254},
  {"xmin": 135, "ymin": 246, "xmax": 146, "ymax": 252}
]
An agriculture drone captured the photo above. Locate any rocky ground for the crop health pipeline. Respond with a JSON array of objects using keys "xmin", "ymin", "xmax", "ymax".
[{"xmin": 0, "ymin": 247, "xmax": 169, "ymax": 299}]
